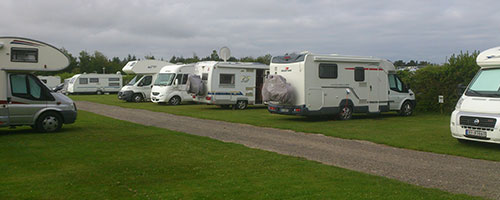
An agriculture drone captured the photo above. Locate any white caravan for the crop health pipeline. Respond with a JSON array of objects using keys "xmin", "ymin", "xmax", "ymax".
[
  {"xmin": 0, "ymin": 37, "xmax": 77, "ymax": 132},
  {"xmin": 451, "ymin": 46, "xmax": 500, "ymax": 144},
  {"xmin": 192, "ymin": 61, "xmax": 269, "ymax": 109},
  {"xmin": 37, "ymin": 75, "xmax": 61, "ymax": 89},
  {"xmin": 66, "ymin": 73, "xmax": 123, "ymax": 94},
  {"xmin": 118, "ymin": 60, "xmax": 173, "ymax": 102},
  {"xmin": 151, "ymin": 63, "xmax": 195, "ymax": 105},
  {"xmin": 266, "ymin": 52, "xmax": 415, "ymax": 119}
]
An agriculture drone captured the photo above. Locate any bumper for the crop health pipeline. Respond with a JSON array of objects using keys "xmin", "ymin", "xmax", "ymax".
[
  {"xmin": 118, "ymin": 91, "xmax": 133, "ymax": 101},
  {"xmin": 450, "ymin": 110, "xmax": 500, "ymax": 144},
  {"xmin": 268, "ymin": 104, "xmax": 309, "ymax": 115},
  {"xmin": 151, "ymin": 95, "xmax": 167, "ymax": 103},
  {"xmin": 60, "ymin": 110, "xmax": 77, "ymax": 124}
]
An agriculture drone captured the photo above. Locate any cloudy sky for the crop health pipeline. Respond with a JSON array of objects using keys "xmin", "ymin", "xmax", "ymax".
[{"xmin": 2, "ymin": 0, "xmax": 499, "ymax": 63}]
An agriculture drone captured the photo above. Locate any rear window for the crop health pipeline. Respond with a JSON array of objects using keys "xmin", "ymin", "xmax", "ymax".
[{"xmin": 272, "ymin": 54, "xmax": 306, "ymax": 63}]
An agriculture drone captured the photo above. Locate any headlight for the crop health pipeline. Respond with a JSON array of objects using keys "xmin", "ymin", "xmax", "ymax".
[{"xmin": 455, "ymin": 97, "xmax": 464, "ymax": 110}]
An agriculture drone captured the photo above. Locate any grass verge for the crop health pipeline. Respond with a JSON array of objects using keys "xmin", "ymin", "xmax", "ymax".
[
  {"xmin": 71, "ymin": 95, "xmax": 500, "ymax": 161},
  {"xmin": 0, "ymin": 111, "xmax": 480, "ymax": 199}
]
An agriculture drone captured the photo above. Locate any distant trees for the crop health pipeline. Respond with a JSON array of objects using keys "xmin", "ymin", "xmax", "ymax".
[{"xmin": 393, "ymin": 60, "xmax": 432, "ymax": 69}]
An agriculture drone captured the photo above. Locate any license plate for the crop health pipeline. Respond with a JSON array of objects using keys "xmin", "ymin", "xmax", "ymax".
[
  {"xmin": 465, "ymin": 129, "xmax": 487, "ymax": 138},
  {"xmin": 280, "ymin": 108, "xmax": 289, "ymax": 112}
]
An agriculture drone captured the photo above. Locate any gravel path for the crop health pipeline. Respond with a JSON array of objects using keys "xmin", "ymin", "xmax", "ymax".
[{"xmin": 77, "ymin": 101, "xmax": 500, "ymax": 199}]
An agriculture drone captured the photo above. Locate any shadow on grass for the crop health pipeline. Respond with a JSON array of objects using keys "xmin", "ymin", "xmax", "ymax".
[
  {"xmin": 0, "ymin": 126, "xmax": 82, "ymax": 136},
  {"xmin": 457, "ymin": 139, "xmax": 500, "ymax": 150}
]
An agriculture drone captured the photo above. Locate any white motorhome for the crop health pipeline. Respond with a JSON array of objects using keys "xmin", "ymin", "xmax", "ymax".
[
  {"xmin": 191, "ymin": 61, "xmax": 269, "ymax": 109},
  {"xmin": 0, "ymin": 37, "xmax": 77, "ymax": 132},
  {"xmin": 150, "ymin": 64, "xmax": 195, "ymax": 105},
  {"xmin": 118, "ymin": 60, "xmax": 173, "ymax": 102},
  {"xmin": 66, "ymin": 73, "xmax": 123, "ymax": 94},
  {"xmin": 451, "ymin": 46, "xmax": 500, "ymax": 144},
  {"xmin": 266, "ymin": 52, "xmax": 415, "ymax": 119},
  {"xmin": 37, "ymin": 75, "xmax": 61, "ymax": 89}
]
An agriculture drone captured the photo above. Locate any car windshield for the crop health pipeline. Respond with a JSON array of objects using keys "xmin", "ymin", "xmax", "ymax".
[
  {"xmin": 154, "ymin": 73, "xmax": 175, "ymax": 86},
  {"xmin": 465, "ymin": 68, "xmax": 500, "ymax": 97},
  {"xmin": 127, "ymin": 75, "xmax": 144, "ymax": 86}
]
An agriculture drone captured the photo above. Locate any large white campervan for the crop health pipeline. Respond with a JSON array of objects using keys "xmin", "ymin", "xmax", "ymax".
[
  {"xmin": 191, "ymin": 61, "xmax": 269, "ymax": 109},
  {"xmin": 37, "ymin": 75, "xmax": 61, "ymax": 89},
  {"xmin": 0, "ymin": 37, "xmax": 77, "ymax": 132},
  {"xmin": 451, "ymin": 46, "xmax": 500, "ymax": 144},
  {"xmin": 118, "ymin": 60, "xmax": 173, "ymax": 102},
  {"xmin": 66, "ymin": 73, "xmax": 122, "ymax": 94},
  {"xmin": 266, "ymin": 52, "xmax": 415, "ymax": 120},
  {"xmin": 150, "ymin": 64, "xmax": 195, "ymax": 105}
]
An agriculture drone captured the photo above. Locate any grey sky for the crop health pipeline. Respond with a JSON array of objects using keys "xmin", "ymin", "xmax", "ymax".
[{"xmin": 2, "ymin": 0, "xmax": 499, "ymax": 63}]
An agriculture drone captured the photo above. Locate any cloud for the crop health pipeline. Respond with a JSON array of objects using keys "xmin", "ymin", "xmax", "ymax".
[{"xmin": 1, "ymin": 0, "xmax": 499, "ymax": 63}]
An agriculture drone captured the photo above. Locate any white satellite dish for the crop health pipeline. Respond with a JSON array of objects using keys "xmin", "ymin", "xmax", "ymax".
[{"xmin": 219, "ymin": 46, "xmax": 231, "ymax": 62}]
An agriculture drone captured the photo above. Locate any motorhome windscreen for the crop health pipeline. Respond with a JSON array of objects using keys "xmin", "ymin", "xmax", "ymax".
[
  {"xmin": 272, "ymin": 54, "xmax": 306, "ymax": 63},
  {"xmin": 466, "ymin": 68, "xmax": 500, "ymax": 97},
  {"xmin": 127, "ymin": 75, "xmax": 144, "ymax": 86},
  {"xmin": 154, "ymin": 73, "xmax": 175, "ymax": 86}
]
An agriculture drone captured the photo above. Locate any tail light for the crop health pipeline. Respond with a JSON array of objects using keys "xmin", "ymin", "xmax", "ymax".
[
  {"xmin": 192, "ymin": 95, "xmax": 196, "ymax": 98},
  {"xmin": 294, "ymin": 108, "xmax": 301, "ymax": 112},
  {"xmin": 206, "ymin": 96, "xmax": 212, "ymax": 100},
  {"xmin": 269, "ymin": 106, "xmax": 276, "ymax": 110}
]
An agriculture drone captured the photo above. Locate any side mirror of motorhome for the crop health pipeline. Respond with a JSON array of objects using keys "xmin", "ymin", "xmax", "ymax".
[{"xmin": 456, "ymin": 83, "xmax": 466, "ymax": 96}]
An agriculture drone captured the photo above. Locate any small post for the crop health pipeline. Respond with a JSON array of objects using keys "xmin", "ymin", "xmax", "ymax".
[{"xmin": 438, "ymin": 95, "xmax": 444, "ymax": 114}]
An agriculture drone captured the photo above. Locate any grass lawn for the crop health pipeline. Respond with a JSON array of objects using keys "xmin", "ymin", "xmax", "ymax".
[
  {"xmin": 0, "ymin": 111, "xmax": 480, "ymax": 199},
  {"xmin": 71, "ymin": 95, "xmax": 500, "ymax": 161}
]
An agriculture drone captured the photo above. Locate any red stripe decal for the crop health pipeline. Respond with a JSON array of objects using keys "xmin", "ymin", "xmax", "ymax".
[
  {"xmin": 345, "ymin": 67, "xmax": 384, "ymax": 71},
  {"xmin": 0, "ymin": 100, "xmax": 26, "ymax": 104}
]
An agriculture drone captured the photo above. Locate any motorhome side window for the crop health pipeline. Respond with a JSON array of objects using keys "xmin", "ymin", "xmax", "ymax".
[
  {"xmin": 182, "ymin": 74, "xmax": 189, "ymax": 84},
  {"xmin": 319, "ymin": 63, "xmax": 338, "ymax": 78},
  {"xmin": 79, "ymin": 78, "xmax": 88, "ymax": 84},
  {"xmin": 354, "ymin": 67, "xmax": 365, "ymax": 82},
  {"xmin": 220, "ymin": 74, "xmax": 235, "ymax": 85},
  {"xmin": 109, "ymin": 78, "xmax": 120, "ymax": 81},
  {"xmin": 10, "ymin": 74, "xmax": 47, "ymax": 100},
  {"xmin": 11, "ymin": 47, "xmax": 38, "ymax": 63},
  {"xmin": 202, "ymin": 73, "xmax": 208, "ymax": 81},
  {"xmin": 89, "ymin": 78, "xmax": 99, "ymax": 83}
]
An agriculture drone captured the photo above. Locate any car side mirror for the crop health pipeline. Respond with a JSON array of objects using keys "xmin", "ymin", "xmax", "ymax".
[
  {"xmin": 457, "ymin": 84, "xmax": 466, "ymax": 96},
  {"xmin": 6, "ymin": 97, "xmax": 11, "ymax": 104},
  {"xmin": 151, "ymin": 85, "xmax": 153, "ymax": 88}
]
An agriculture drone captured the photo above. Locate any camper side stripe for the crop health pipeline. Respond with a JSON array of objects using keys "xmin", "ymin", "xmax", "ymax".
[
  {"xmin": 11, "ymin": 40, "xmax": 42, "ymax": 47},
  {"xmin": 345, "ymin": 67, "xmax": 384, "ymax": 71}
]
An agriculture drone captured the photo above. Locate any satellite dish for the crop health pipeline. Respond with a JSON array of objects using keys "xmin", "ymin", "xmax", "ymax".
[{"xmin": 219, "ymin": 46, "xmax": 231, "ymax": 62}]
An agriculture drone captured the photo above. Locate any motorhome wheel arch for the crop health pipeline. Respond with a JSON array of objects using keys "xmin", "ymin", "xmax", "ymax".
[
  {"xmin": 450, "ymin": 46, "xmax": 500, "ymax": 144},
  {"xmin": 266, "ymin": 52, "xmax": 415, "ymax": 119},
  {"xmin": 0, "ymin": 37, "xmax": 77, "ymax": 132}
]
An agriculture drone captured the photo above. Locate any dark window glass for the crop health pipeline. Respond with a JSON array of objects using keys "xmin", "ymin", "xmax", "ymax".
[
  {"xmin": 354, "ymin": 67, "xmax": 365, "ymax": 82},
  {"xmin": 319, "ymin": 63, "xmax": 338, "ymax": 78},
  {"xmin": 139, "ymin": 76, "xmax": 152, "ymax": 86},
  {"xmin": 109, "ymin": 82, "xmax": 120, "ymax": 86},
  {"xmin": 182, "ymin": 74, "xmax": 189, "ymax": 84},
  {"xmin": 220, "ymin": 74, "xmax": 235, "ymax": 85},
  {"xmin": 272, "ymin": 54, "xmax": 306, "ymax": 63},
  {"xmin": 79, "ymin": 78, "xmax": 88, "ymax": 84},
  {"xmin": 28, "ymin": 76, "xmax": 41, "ymax": 98},
  {"xmin": 41, "ymin": 79, "xmax": 47, "ymax": 84},
  {"xmin": 109, "ymin": 78, "xmax": 120, "ymax": 81},
  {"xmin": 11, "ymin": 74, "xmax": 28, "ymax": 95},
  {"xmin": 10, "ymin": 74, "xmax": 52, "ymax": 101},
  {"xmin": 11, "ymin": 48, "xmax": 38, "ymax": 63},
  {"xmin": 89, "ymin": 78, "xmax": 99, "ymax": 83},
  {"xmin": 202, "ymin": 73, "xmax": 208, "ymax": 81}
]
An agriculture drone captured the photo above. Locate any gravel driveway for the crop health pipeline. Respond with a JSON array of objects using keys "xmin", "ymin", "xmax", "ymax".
[{"xmin": 77, "ymin": 101, "xmax": 500, "ymax": 199}]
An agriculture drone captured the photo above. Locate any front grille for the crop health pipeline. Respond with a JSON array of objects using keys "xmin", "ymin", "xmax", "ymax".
[
  {"xmin": 152, "ymin": 92, "xmax": 159, "ymax": 96},
  {"xmin": 460, "ymin": 116, "xmax": 496, "ymax": 128}
]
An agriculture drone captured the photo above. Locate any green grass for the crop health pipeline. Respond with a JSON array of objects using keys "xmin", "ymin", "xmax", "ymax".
[
  {"xmin": 71, "ymin": 95, "xmax": 500, "ymax": 161},
  {"xmin": 0, "ymin": 111, "xmax": 480, "ymax": 199}
]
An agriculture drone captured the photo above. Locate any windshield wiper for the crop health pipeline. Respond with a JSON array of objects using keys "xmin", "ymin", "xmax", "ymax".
[{"xmin": 465, "ymin": 89, "xmax": 481, "ymax": 96}]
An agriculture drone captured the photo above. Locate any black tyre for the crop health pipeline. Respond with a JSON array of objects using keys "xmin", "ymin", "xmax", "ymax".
[
  {"xmin": 338, "ymin": 105, "xmax": 353, "ymax": 120},
  {"xmin": 132, "ymin": 94, "xmax": 143, "ymax": 102},
  {"xmin": 169, "ymin": 96, "xmax": 181, "ymax": 105},
  {"xmin": 220, "ymin": 105, "xmax": 231, "ymax": 109},
  {"xmin": 35, "ymin": 112, "xmax": 63, "ymax": 133},
  {"xmin": 235, "ymin": 100, "xmax": 248, "ymax": 110},
  {"xmin": 96, "ymin": 90, "xmax": 103, "ymax": 95},
  {"xmin": 399, "ymin": 101, "xmax": 414, "ymax": 116}
]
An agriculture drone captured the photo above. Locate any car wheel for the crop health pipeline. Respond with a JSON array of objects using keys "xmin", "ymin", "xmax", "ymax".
[
  {"xmin": 235, "ymin": 100, "xmax": 248, "ymax": 110},
  {"xmin": 35, "ymin": 112, "xmax": 62, "ymax": 132},
  {"xmin": 399, "ymin": 101, "xmax": 414, "ymax": 116},
  {"xmin": 96, "ymin": 90, "xmax": 103, "ymax": 95},
  {"xmin": 169, "ymin": 96, "xmax": 181, "ymax": 105},
  {"xmin": 132, "ymin": 94, "xmax": 143, "ymax": 102},
  {"xmin": 338, "ymin": 105, "xmax": 353, "ymax": 120}
]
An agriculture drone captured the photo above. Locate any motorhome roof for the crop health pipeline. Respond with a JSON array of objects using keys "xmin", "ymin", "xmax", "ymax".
[
  {"xmin": 0, "ymin": 36, "xmax": 70, "ymax": 71},
  {"xmin": 159, "ymin": 63, "xmax": 195, "ymax": 73},
  {"xmin": 122, "ymin": 60, "xmax": 173, "ymax": 74},
  {"xmin": 477, "ymin": 46, "xmax": 500, "ymax": 68},
  {"xmin": 195, "ymin": 61, "xmax": 268, "ymax": 70}
]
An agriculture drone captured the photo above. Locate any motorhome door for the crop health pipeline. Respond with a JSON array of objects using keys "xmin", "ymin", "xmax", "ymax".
[
  {"xmin": 137, "ymin": 75, "xmax": 153, "ymax": 99},
  {"xmin": 7, "ymin": 73, "xmax": 52, "ymax": 124},
  {"xmin": 388, "ymin": 74, "xmax": 407, "ymax": 110}
]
